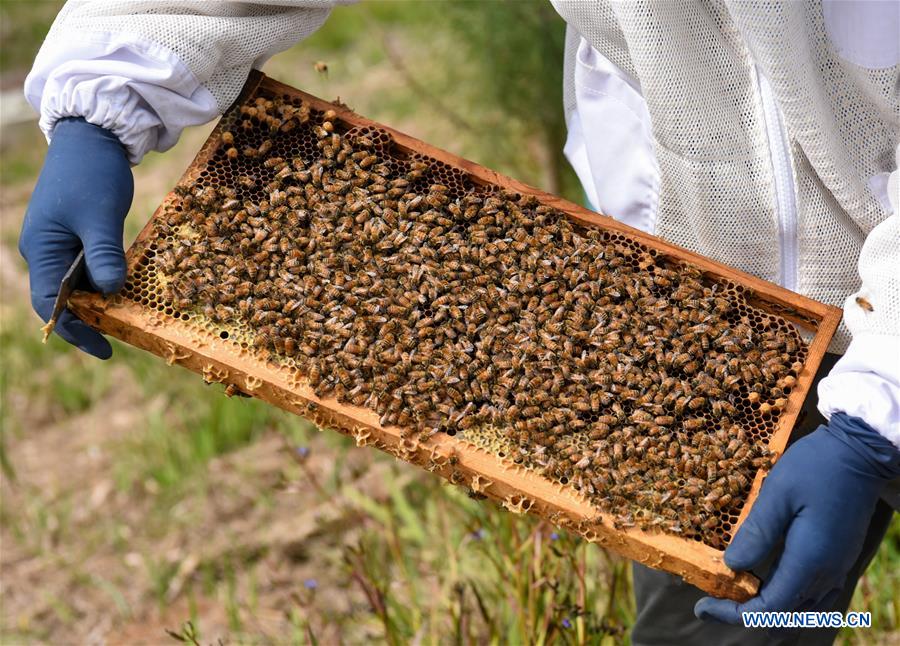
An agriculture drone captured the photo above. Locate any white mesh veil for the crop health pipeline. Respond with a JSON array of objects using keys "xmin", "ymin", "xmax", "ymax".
[{"xmin": 554, "ymin": 0, "xmax": 899, "ymax": 352}]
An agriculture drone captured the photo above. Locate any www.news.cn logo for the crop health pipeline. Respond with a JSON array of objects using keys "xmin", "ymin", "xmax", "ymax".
[{"xmin": 742, "ymin": 611, "xmax": 872, "ymax": 629}]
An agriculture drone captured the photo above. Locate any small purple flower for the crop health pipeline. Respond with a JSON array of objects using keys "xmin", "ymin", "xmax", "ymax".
[
  {"xmin": 304, "ymin": 578, "xmax": 318, "ymax": 590},
  {"xmin": 471, "ymin": 528, "xmax": 486, "ymax": 540},
  {"xmin": 295, "ymin": 446, "xmax": 310, "ymax": 458},
  {"xmin": 550, "ymin": 532, "xmax": 560, "ymax": 541},
  {"xmin": 562, "ymin": 618, "xmax": 572, "ymax": 629}
]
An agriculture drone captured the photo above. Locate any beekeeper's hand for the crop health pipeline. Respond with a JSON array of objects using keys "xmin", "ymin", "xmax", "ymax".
[
  {"xmin": 18, "ymin": 118, "xmax": 133, "ymax": 359},
  {"xmin": 694, "ymin": 412, "xmax": 900, "ymax": 623}
]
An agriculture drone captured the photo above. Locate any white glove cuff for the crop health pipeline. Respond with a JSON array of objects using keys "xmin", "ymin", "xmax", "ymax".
[
  {"xmin": 25, "ymin": 31, "xmax": 218, "ymax": 164},
  {"xmin": 818, "ymin": 332, "xmax": 900, "ymax": 449}
]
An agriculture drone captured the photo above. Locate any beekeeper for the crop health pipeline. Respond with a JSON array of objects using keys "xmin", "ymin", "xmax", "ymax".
[{"xmin": 19, "ymin": 2, "xmax": 899, "ymax": 643}]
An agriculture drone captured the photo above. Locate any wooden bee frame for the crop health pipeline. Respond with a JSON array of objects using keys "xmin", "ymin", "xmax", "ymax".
[{"xmin": 70, "ymin": 72, "xmax": 842, "ymax": 601}]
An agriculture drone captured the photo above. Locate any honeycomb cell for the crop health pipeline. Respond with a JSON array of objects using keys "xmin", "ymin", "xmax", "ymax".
[{"xmin": 120, "ymin": 85, "xmax": 821, "ymax": 552}]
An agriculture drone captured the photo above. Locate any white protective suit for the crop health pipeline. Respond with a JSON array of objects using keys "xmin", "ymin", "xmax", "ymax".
[{"xmin": 24, "ymin": 0, "xmax": 900, "ymax": 447}]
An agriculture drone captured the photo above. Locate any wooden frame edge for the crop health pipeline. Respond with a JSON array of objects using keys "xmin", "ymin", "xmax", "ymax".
[
  {"xmin": 66, "ymin": 71, "xmax": 848, "ymax": 603},
  {"xmin": 70, "ymin": 293, "xmax": 759, "ymax": 601}
]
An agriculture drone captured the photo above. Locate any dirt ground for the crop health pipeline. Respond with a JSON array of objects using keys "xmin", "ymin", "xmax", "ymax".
[{"xmin": 2, "ymin": 414, "xmax": 408, "ymax": 644}]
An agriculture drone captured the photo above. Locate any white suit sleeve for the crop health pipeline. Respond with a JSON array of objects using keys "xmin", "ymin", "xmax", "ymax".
[
  {"xmin": 818, "ymin": 144, "xmax": 900, "ymax": 448},
  {"xmin": 561, "ymin": 31, "xmax": 660, "ymax": 234},
  {"xmin": 24, "ymin": 1, "xmax": 350, "ymax": 164}
]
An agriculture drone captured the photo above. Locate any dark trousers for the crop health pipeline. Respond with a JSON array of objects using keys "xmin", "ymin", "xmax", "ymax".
[{"xmin": 631, "ymin": 354, "xmax": 897, "ymax": 645}]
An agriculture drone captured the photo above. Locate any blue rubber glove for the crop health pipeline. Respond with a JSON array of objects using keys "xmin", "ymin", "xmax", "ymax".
[
  {"xmin": 18, "ymin": 118, "xmax": 134, "ymax": 359},
  {"xmin": 695, "ymin": 412, "xmax": 900, "ymax": 623}
]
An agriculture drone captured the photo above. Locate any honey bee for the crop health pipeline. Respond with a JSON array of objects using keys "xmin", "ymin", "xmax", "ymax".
[
  {"xmin": 855, "ymin": 296, "xmax": 874, "ymax": 312},
  {"xmin": 683, "ymin": 417, "xmax": 706, "ymax": 431},
  {"xmin": 224, "ymin": 383, "xmax": 250, "ymax": 398},
  {"xmin": 147, "ymin": 93, "xmax": 802, "ymax": 545}
]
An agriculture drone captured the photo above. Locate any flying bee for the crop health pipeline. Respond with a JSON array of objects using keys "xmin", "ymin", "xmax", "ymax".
[{"xmin": 313, "ymin": 61, "xmax": 328, "ymax": 76}]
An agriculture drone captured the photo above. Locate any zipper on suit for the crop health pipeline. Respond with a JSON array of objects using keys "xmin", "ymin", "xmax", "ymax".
[{"xmin": 755, "ymin": 67, "xmax": 798, "ymax": 292}]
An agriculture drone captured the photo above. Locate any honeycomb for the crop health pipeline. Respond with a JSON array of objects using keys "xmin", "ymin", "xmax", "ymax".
[{"xmin": 120, "ymin": 82, "xmax": 818, "ymax": 552}]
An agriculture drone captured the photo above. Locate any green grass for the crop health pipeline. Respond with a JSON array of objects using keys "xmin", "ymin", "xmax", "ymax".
[
  {"xmin": 0, "ymin": 128, "xmax": 47, "ymax": 185},
  {"xmin": 1, "ymin": 309, "xmax": 112, "ymax": 448},
  {"xmin": 0, "ymin": 0, "xmax": 64, "ymax": 76},
  {"xmin": 340, "ymin": 477, "xmax": 633, "ymax": 645},
  {"xmin": 112, "ymin": 394, "xmax": 274, "ymax": 492},
  {"xmin": 844, "ymin": 520, "xmax": 900, "ymax": 642}
]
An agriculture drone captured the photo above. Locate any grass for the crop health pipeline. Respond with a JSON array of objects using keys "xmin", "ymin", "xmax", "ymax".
[
  {"xmin": 112, "ymin": 395, "xmax": 271, "ymax": 492},
  {"xmin": 850, "ymin": 520, "xmax": 900, "ymax": 635},
  {"xmin": 340, "ymin": 477, "xmax": 633, "ymax": 645},
  {"xmin": 1, "ymin": 1, "xmax": 898, "ymax": 644},
  {"xmin": 0, "ymin": 307, "xmax": 114, "ymax": 478},
  {"xmin": 0, "ymin": 0, "xmax": 64, "ymax": 77}
]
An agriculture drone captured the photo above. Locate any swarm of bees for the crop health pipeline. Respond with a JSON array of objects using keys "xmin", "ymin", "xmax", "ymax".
[{"xmin": 150, "ymin": 94, "xmax": 807, "ymax": 546}]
